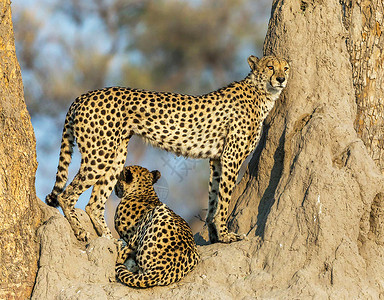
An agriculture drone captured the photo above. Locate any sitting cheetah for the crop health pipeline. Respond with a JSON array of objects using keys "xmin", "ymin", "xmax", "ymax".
[
  {"xmin": 45, "ymin": 55, "xmax": 289, "ymax": 243},
  {"xmin": 114, "ymin": 165, "xmax": 199, "ymax": 288}
]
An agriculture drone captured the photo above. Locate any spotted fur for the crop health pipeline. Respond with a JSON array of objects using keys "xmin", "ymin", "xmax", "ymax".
[
  {"xmin": 45, "ymin": 55, "xmax": 290, "ymax": 243},
  {"xmin": 114, "ymin": 165, "xmax": 199, "ymax": 288}
]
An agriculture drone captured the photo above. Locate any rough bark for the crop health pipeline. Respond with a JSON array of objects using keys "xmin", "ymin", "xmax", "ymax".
[
  {"xmin": 0, "ymin": 0, "xmax": 41, "ymax": 298},
  {"xmin": 228, "ymin": 0, "xmax": 384, "ymax": 297},
  {"xmin": 341, "ymin": 0, "xmax": 384, "ymax": 172}
]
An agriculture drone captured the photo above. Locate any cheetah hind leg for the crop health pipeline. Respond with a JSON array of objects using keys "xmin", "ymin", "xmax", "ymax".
[
  {"xmin": 85, "ymin": 145, "xmax": 128, "ymax": 239},
  {"xmin": 116, "ymin": 244, "xmax": 139, "ymax": 273},
  {"xmin": 85, "ymin": 171, "xmax": 118, "ymax": 239},
  {"xmin": 116, "ymin": 247, "xmax": 161, "ymax": 287},
  {"xmin": 116, "ymin": 236, "xmax": 161, "ymax": 287},
  {"xmin": 57, "ymin": 167, "xmax": 97, "ymax": 242}
]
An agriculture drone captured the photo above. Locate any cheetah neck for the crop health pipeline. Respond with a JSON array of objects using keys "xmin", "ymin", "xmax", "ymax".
[
  {"xmin": 123, "ymin": 189, "xmax": 161, "ymax": 205},
  {"xmin": 245, "ymin": 73, "xmax": 282, "ymax": 103}
]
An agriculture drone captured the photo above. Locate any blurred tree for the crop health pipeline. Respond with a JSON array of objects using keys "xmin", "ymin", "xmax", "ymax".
[
  {"xmin": 14, "ymin": 0, "xmax": 269, "ymax": 115},
  {"xmin": 122, "ymin": 0, "xmax": 266, "ymax": 93}
]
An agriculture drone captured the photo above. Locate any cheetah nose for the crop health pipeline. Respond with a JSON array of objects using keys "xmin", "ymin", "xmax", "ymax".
[{"xmin": 276, "ymin": 77, "xmax": 285, "ymax": 84}]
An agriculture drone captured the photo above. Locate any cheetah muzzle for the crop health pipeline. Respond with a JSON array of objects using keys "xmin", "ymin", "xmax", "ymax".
[{"xmin": 45, "ymin": 55, "xmax": 290, "ymax": 244}]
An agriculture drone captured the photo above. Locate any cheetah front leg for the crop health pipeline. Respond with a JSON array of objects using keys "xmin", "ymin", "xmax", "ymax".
[
  {"xmin": 206, "ymin": 151, "xmax": 247, "ymax": 243},
  {"xmin": 207, "ymin": 159, "xmax": 221, "ymax": 225}
]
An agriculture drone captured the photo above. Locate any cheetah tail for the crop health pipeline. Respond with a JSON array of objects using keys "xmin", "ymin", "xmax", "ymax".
[
  {"xmin": 116, "ymin": 263, "xmax": 161, "ymax": 288},
  {"xmin": 45, "ymin": 104, "xmax": 76, "ymax": 207}
]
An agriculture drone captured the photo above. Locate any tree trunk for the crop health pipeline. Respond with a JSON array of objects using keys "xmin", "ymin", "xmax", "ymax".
[
  {"xmin": 341, "ymin": 0, "xmax": 384, "ymax": 172},
  {"xmin": 0, "ymin": 0, "xmax": 41, "ymax": 298},
  {"xmin": 229, "ymin": 0, "xmax": 384, "ymax": 297}
]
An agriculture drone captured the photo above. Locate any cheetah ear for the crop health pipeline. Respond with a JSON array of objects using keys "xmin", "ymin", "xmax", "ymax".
[
  {"xmin": 247, "ymin": 55, "xmax": 259, "ymax": 71},
  {"xmin": 124, "ymin": 168, "xmax": 133, "ymax": 184},
  {"xmin": 151, "ymin": 170, "xmax": 161, "ymax": 185}
]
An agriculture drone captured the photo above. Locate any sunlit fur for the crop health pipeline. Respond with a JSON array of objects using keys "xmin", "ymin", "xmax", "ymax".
[
  {"xmin": 114, "ymin": 166, "xmax": 199, "ymax": 288},
  {"xmin": 45, "ymin": 55, "xmax": 289, "ymax": 243}
]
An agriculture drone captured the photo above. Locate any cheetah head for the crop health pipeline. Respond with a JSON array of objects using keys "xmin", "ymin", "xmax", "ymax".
[
  {"xmin": 248, "ymin": 55, "xmax": 290, "ymax": 100},
  {"xmin": 114, "ymin": 165, "xmax": 161, "ymax": 198}
]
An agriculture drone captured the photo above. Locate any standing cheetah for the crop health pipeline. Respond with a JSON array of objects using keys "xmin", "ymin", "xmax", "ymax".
[
  {"xmin": 114, "ymin": 165, "xmax": 199, "ymax": 288},
  {"xmin": 45, "ymin": 55, "xmax": 289, "ymax": 243}
]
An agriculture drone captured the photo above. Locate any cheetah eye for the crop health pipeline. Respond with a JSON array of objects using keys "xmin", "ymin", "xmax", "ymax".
[
  {"xmin": 267, "ymin": 66, "xmax": 274, "ymax": 70},
  {"xmin": 284, "ymin": 67, "xmax": 289, "ymax": 71}
]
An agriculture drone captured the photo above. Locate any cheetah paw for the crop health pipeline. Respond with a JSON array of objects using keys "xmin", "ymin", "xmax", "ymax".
[
  {"xmin": 75, "ymin": 229, "xmax": 90, "ymax": 243},
  {"xmin": 219, "ymin": 232, "xmax": 247, "ymax": 243},
  {"xmin": 114, "ymin": 239, "xmax": 126, "ymax": 252}
]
